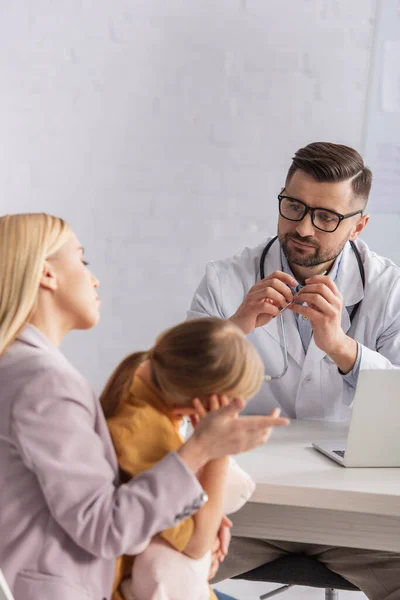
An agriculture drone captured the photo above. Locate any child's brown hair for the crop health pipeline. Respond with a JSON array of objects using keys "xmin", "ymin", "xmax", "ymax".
[{"xmin": 100, "ymin": 317, "xmax": 264, "ymax": 419}]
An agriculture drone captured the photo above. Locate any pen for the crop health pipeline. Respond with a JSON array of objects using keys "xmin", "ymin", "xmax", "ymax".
[
  {"xmin": 279, "ymin": 271, "xmax": 328, "ymax": 315},
  {"xmin": 279, "ymin": 301, "xmax": 295, "ymax": 314}
]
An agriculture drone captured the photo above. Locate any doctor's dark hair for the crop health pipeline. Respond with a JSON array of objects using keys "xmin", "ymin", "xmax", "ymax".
[
  {"xmin": 286, "ymin": 142, "xmax": 372, "ymax": 206},
  {"xmin": 100, "ymin": 317, "xmax": 264, "ymax": 419}
]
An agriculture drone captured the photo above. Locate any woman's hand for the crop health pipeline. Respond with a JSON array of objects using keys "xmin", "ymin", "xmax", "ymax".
[{"xmin": 178, "ymin": 399, "xmax": 289, "ymax": 473}]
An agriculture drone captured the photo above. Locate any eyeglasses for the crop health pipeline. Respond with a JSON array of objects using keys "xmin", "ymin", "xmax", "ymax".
[{"xmin": 278, "ymin": 194, "xmax": 363, "ymax": 233}]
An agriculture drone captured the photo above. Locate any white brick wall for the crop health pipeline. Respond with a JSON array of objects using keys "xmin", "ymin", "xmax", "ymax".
[{"xmin": 0, "ymin": 0, "xmax": 377, "ymax": 390}]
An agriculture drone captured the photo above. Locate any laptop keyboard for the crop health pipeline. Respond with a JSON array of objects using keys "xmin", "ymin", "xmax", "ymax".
[{"xmin": 333, "ymin": 450, "xmax": 345, "ymax": 458}]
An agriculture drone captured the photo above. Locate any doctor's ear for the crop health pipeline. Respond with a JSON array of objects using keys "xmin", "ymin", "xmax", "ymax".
[
  {"xmin": 39, "ymin": 261, "xmax": 58, "ymax": 291},
  {"xmin": 350, "ymin": 214, "xmax": 369, "ymax": 241}
]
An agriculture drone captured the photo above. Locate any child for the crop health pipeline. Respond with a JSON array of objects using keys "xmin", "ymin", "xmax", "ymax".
[{"xmin": 101, "ymin": 317, "xmax": 271, "ymax": 600}]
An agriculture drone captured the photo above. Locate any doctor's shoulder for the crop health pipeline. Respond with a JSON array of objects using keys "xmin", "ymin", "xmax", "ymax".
[
  {"xmin": 199, "ymin": 239, "xmax": 274, "ymax": 316},
  {"xmin": 356, "ymin": 241, "xmax": 400, "ymax": 324},
  {"xmin": 202, "ymin": 241, "xmax": 265, "ymax": 307},
  {"xmin": 358, "ymin": 240, "xmax": 400, "ymax": 286}
]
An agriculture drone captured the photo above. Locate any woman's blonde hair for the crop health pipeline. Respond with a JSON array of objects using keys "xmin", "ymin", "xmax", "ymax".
[
  {"xmin": 0, "ymin": 213, "xmax": 71, "ymax": 355},
  {"xmin": 101, "ymin": 317, "xmax": 264, "ymax": 419}
]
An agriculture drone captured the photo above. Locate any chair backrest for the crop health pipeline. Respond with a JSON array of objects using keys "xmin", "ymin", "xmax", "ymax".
[{"xmin": 233, "ymin": 554, "xmax": 360, "ymax": 591}]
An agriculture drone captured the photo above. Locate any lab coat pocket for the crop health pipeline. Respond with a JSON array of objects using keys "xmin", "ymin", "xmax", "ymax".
[{"xmin": 14, "ymin": 569, "xmax": 91, "ymax": 600}]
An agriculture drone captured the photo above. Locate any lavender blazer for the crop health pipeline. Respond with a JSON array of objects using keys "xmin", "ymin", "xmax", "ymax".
[{"xmin": 0, "ymin": 325, "xmax": 206, "ymax": 600}]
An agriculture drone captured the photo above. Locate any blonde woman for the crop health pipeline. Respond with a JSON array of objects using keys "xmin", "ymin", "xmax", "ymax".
[
  {"xmin": 101, "ymin": 317, "xmax": 279, "ymax": 600},
  {"xmin": 0, "ymin": 213, "xmax": 289, "ymax": 600}
]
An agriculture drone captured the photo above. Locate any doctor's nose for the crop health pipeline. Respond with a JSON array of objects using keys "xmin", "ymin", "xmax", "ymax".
[{"xmin": 295, "ymin": 213, "xmax": 316, "ymax": 238}]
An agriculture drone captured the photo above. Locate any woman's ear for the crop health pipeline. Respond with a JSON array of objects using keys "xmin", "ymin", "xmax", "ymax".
[{"xmin": 39, "ymin": 260, "xmax": 58, "ymax": 291}]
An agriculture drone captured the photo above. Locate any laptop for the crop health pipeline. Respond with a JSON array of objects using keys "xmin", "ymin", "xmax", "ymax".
[{"xmin": 312, "ymin": 369, "xmax": 400, "ymax": 467}]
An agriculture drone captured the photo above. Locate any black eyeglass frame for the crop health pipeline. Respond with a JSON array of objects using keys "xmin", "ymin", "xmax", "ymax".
[{"xmin": 278, "ymin": 194, "xmax": 364, "ymax": 233}]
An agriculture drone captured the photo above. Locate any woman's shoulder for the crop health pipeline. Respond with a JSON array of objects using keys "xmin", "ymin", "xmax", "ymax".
[{"xmin": 1, "ymin": 337, "xmax": 95, "ymax": 414}]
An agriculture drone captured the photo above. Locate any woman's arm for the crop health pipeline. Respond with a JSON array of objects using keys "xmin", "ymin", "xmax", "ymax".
[
  {"xmin": 12, "ymin": 365, "xmax": 288, "ymax": 560},
  {"xmin": 12, "ymin": 365, "xmax": 207, "ymax": 560}
]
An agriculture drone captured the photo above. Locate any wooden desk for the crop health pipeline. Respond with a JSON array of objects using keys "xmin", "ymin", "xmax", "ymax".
[{"xmin": 232, "ymin": 420, "xmax": 400, "ymax": 552}]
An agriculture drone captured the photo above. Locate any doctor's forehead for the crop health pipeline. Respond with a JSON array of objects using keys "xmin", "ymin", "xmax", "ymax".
[{"xmin": 285, "ymin": 170, "xmax": 356, "ymax": 211}]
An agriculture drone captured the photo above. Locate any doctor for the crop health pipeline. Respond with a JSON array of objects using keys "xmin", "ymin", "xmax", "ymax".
[
  {"xmin": 189, "ymin": 141, "xmax": 400, "ymax": 421},
  {"xmin": 188, "ymin": 142, "xmax": 400, "ymax": 598}
]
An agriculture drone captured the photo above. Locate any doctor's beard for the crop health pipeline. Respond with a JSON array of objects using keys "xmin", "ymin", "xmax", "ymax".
[{"xmin": 279, "ymin": 231, "xmax": 349, "ymax": 268}]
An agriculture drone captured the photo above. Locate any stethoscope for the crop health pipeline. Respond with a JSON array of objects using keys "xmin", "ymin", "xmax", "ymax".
[{"xmin": 260, "ymin": 236, "xmax": 366, "ymax": 379}]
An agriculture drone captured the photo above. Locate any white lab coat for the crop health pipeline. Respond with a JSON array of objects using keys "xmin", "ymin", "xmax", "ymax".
[{"xmin": 188, "ymin": 237, "xmax": 400, "ymax": 421}]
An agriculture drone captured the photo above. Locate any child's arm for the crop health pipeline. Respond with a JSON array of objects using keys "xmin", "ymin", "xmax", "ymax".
[
  {"xmin": 182, "ymin": 455, "xmax": 229, "ymax": 559},
  {"xmin": 180, "ymin": 395, "xmax": 231, "ymax": 560}
]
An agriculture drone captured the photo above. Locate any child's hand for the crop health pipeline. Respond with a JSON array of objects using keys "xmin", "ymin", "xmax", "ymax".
[
  {"xmin": 208, "ymin": 547, "xmax": 220, "ymax": 581},
  {"xmin": 189, "ymin": 394, "xmax": 230, "ymax": 429},
  {"xmin": 216, "ymin": 514, "xmax": 232, "ymax": 561},
  {"xmin": 208, "ymin": 515, "xmax": 233, "ymax": 580}
]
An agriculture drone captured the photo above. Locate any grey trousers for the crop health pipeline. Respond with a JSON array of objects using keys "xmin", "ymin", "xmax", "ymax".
[{"xmin": 213, "ymin": 536, "xmax": 400, "ymax": 600}]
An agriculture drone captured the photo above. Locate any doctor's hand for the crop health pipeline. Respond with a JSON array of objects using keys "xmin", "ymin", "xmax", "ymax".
[
  {"xmin": 288, "ymin": 275, "xmax": 358, "ymax": 374},
  {"xmin": 230, "ymin": 270, "xmax": 298, "ymax": 334}
]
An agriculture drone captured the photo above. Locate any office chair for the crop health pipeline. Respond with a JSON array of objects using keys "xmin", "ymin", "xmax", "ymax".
[{"xmin": 233, "ymin": 554, "xmax": 360, "ymax": 600}]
